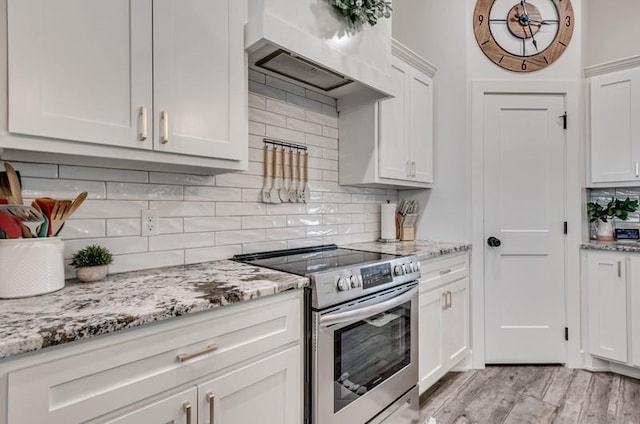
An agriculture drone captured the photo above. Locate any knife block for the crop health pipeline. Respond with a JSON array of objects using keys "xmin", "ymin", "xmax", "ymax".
[{"xmin": 396, "ymin": 213, "xmax": 417, "ymax": 241}]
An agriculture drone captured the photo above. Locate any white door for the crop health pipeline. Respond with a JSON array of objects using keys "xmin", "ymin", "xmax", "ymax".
[
  {"xmin": 104, "ymin": 388, "xmax": 197, "ymax": 424},
  {"xmin": 409, "ymin": 67, "xmax": 434, "ymax": 184},
  {"xmin": 153, "ymin": 0, "xmax": 246, "ymax": 160},
  {"xmin": 379, "ymin": 57, "xmax": 410, "ymax": 180},
  {"xmin": 197, "ymin": 346, "xmax": 302, "ymax": 424},
  {"xmin": 587, "ymin": 252, "xmax": 628, "ymax": 363},
  {"xmin": 484, "ymin": 93, "xmax": 566, "ymax": 363},
  {"xmin": 590, "ymin": 69, "xmax": 640, "ymax": 183},
  {"xmin": 418, "ymin": 287, "xmax": 444, "ymax": 393},
  {"xmin": 8, "ymin": 0, "xmax": 153, "ymax": 149},
  {"xmin": 444, "ymin": 278, "xmax": 469, "ymax": 367},
  {"xmin": 631, "ymin": 256, "xmax": 640, "ymax": 368}
]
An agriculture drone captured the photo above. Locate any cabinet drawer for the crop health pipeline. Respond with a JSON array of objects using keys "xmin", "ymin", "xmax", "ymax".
[
  {"xmin": 419, "ymin": 254, "xmax": 469, "ymax": 292},
  {"xmin": 7, "ymin": 291, "xmax": 302, "ymax": 424}
]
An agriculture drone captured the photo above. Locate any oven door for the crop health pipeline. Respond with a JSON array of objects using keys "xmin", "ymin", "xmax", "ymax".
[{"xmin": 313, "ymin": 283, "xmax": 418, "ymax": 424}]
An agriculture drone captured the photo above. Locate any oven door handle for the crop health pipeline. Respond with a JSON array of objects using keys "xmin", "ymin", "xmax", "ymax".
[{"xmin": 319, "ymin": 288, "xmax": 417, "ymax": 328}]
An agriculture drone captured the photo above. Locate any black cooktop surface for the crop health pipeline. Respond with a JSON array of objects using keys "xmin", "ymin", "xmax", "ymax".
[{"xmin": 233, "ymin": 245, "xmax": 398, "ymax": 276}]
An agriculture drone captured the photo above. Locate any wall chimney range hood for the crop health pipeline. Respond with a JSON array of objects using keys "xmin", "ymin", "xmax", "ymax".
[{"xmin": 245, "ymin": 0, "xmax": 393, "ymax": 105}]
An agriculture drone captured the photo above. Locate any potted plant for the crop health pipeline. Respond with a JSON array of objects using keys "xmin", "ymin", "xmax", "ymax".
[
  {"xmin": 71, "ymin": 244, "xmax": 113, "ymax": 283},
  {"xmin": 587, "ymin": 197, "xmax": 639, "ymax": 241}
]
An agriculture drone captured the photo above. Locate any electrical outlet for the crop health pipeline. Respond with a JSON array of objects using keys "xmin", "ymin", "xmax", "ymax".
[{"xmin": 141, "ymin": 209, "xmax": 159, "ymax": 236}]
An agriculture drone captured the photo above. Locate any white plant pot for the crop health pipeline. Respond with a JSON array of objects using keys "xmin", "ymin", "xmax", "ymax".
[
  {"xmin": 596, "ymin": 220, "xmax": 614, "ymax": 241},
  {"xmin": 75, "ymin": 265, "xmax": 108, "ymax": 283}
]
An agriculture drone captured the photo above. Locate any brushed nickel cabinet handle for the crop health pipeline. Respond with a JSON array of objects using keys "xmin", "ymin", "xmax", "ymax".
[
  {"xmin": 207, "ymin": 392, "xmax": 215, "ymax": 424},
  {"xmin": 412, "ymin": 161, "xmax": 417, "ymax": 178},
  {"xmin": 138, "ymin": 106, "xmax": 147, "ymax": 141},
  {"xmin": 184, "ymin": 402, "xmax": 192, "ymax": 424},
  {"xmin": 177, "ymin": 344, "xmax": 218, "ymax": 362},
  {"xmin": 442, "ymin": 292, "xmax": 447, "ymax": 310},
  {"xmin": 618, "ymin": 261, "xmax": 622, "ymax": 278},
  {"xmin": 407, "ymin": 160, "xmax": 411, "ymax": 178},
  {"xmin": 160, "ymin": 111, "xmax": 169, "ymax": 144},
  {"xmin": 440, "ymin": 269, "xmax": 452, "ymax": 276},
  {"xmin": 447, "ymin": 291, "xmax": 452, "ymax": 308},
  {"xmin": 636, "ymin": 161, "xmax": 639, "ymax": 178}
]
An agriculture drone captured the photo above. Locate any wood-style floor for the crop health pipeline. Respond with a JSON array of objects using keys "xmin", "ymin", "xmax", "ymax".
[{"xmin": 419, "ymin": 366, "xmax": 640, "ymax": 424}]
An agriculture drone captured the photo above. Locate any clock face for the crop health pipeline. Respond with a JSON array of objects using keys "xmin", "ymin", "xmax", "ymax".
[{"xmin": 473, "ymin": 0, "xmax": 574, "ymax": 72}]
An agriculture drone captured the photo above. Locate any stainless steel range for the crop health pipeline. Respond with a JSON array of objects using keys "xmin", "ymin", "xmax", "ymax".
[{"xmin": 234, "ymin": 245, "xmax": 421, "ymax": 424}]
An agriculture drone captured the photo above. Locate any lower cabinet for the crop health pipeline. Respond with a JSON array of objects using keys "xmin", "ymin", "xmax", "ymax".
[
  {"xmin": 418, "ymin": 253, "xmax": 470, "ymax": 394},
  {"xmin": 0, "ymin": 290, "xmax": 303, "ymax": 424},
  {"xmin": 585, "ymin": 250, "xmax": 640, "ymax": 370}
]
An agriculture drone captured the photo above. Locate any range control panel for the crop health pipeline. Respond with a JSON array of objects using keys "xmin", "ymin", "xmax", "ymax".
[{"xmin": 312, "ymin": 254, "xmax": 421, "ymax": 309}]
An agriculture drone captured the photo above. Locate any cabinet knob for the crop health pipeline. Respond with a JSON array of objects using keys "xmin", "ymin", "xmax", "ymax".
[{"xmin": 487, "ymin": 236, "xmax": 501, "ymax": 247}]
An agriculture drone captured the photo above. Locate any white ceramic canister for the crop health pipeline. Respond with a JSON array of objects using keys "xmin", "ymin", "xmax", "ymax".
[{"xmin": 0, "ymin": 237, "xmax": 65, "ymax": 298}]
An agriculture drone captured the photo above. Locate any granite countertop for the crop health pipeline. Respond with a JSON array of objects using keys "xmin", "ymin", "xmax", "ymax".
[
  {"xmin": 345, "ymin": 240, "xmax": 472, "ymax": 260},
  {"xmin": 581, "ymin": 240, "xmax": 640, "ymax": 253},
  {"xmin": 0, "ymin": 260, "xmax": 309, "ymax": 360}
]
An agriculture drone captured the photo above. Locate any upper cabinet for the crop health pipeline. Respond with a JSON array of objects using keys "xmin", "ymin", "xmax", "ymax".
[
  {"xmin": 3, "ymin": 0, "xmax": 247, "ymax": 172},
  {"xmin": 339, "ymin": 40, "xmax": 437, "ymax": 189},
  {"xmin": 589, "ymin": 66, "xmax": 640, "ymax": 185}
]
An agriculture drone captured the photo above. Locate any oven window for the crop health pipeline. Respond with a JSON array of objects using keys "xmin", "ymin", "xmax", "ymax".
[{"xmin": 333, "ymin": 300, "xmax": 411, "ymax": 413}]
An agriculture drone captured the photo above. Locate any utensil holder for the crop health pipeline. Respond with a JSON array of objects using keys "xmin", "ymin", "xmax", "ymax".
[
  {"xmin": 0, "ymin": 237, "xmax": 65, "ymax": 298},
  {"xmin": 396, "ymin": 213, "xmax": 417, "ymax": 241}
]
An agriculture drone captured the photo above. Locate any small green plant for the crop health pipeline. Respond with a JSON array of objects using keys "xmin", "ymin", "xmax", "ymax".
[
  {"xmin": 328, "ymin": 0, "xmax": 392, "ymax": 27},
  {"xmin": 71, "ymin": 245, "xmax": 113, "ymax": 268},
  {"xmin": 587, "ymin": 197, "xmax": 639, "ymax": 223}
]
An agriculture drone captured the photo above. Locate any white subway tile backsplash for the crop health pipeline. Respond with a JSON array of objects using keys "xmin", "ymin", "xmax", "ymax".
[
  {"xmin": 184, "ymin": 186, "xmax": 242, "ymax": 202},
  {"xmin": 107, "ymin": 219, "xmax": 142, "ymax": 237},
  {"xmin": 22, "ymin": 178, "xmax": 106, "ymax": 200},
  {"xmin": 60, "ymin": 166, "xmax": 148, "ymax": 183},
  {"xmin": 149, "ymin": 232, "xmax": 215, "ymax": 251},
  {"xmin": 216, "ymin": 229, "xmax": 266, "ymax": 246},
  {"xmin": 107, "ymin": 182, "xmax": 183, "ymax": 201},
  {"xmin": 16, "ymin": 70, "xmax": 396, "ymax": 276}
]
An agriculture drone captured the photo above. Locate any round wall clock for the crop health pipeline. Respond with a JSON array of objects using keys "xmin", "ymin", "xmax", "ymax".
[{"xmin": 473, "ymin": 0, "xmax": 574, "ymax": 72}]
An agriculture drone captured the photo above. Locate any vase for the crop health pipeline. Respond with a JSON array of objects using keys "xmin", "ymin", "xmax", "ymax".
[
  {"xmin": 596, "ymin": 221, "xmax": 614, "ymax": 241},
  {"xmin": 75, "ymin": 265, "xmax": 108, "ymax": 283}
]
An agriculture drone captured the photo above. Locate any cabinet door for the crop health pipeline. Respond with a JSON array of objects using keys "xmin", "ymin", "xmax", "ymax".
[
  {"xmin": 443, "ymin": 278, "xmax": 469, "ymax": 368},
  {"xmin": 153, "ymin": 0, "xmax": 246, "ymax": 160},
  {"xmin": 379, "ymin": 56, "xmax": 410, "ymax": 181},
  {"xmin": 590, "ymin": 69, "xmax": 640, "ymax": 183},
  {"xmin": 587, "ymin": 252, "xmax": 628, "ymax": 363},
  {"xmin": 8, "ymin": 0, "xmax": 153, "ymax": 149},
  {"xmin": 408, "ymin": 67, "xmax": 434, "ymax": 184},
  {"xmin": 104, "ymin": 388, "xmax": 197, "ymax": 424},
  {"xmin": 630, "ymin": 256, "xmax": 640, "ymax": 368},
  {"xmin": 197, "ymin": 346, "xmax": 302, "ymax": 424},
  {"xmin": 418, "ymin": 286, "xmax": 445, "ymax": 394}
]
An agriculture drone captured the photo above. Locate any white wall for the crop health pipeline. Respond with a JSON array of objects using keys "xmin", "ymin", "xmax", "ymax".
[
  {"xmin": 585, "ymin": 0, "xmax": 640, "ymax": 66},
  {"xmin": 393, "ymin": 0, "xmax": 470, "ymax": 242}
]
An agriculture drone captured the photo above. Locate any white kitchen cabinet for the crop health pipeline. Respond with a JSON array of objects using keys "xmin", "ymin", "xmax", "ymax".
[
  {"xmin": 197, "ymin": 346, "xmax": 301, "ymax": 424},
  {"xmin": 586, "ymin": 251, "xmax": 628, "ymax": 363},
  {"xmin": 590, "ymin": 68, "xmax": 640, "ymax": 185},
  {"xmin": 4, "ymin": 0, "xmax": 247, "ymax": 172},
  {"xmin": 418, "ymin": 253, "xmax": 470, "ymax": 394},
  {"xmin": 339, "ymin": 40, "xmax": 436, "ymax": 189},
  {"xmin": 104, "ymin": 388, "xmax": 197, "ymax": 424},
  {"xmin": 0, "ymin": 291, "xmax": 303, "ymax": 424}
]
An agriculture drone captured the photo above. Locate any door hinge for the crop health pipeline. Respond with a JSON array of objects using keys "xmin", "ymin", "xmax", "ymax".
[
  {"xmin": 564, "ymin": 221, "xmax": 568, "ymax": 235},
  {"xmin": 560, "ymin": 112, "xmax": 567, "ymax": 130},
  {"xmin": 565, "ymin": 327, "xmax": 569, "ymax": 341}
]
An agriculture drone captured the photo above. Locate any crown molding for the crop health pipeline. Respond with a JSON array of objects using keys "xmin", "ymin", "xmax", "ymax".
[
  {"xmin": 584, "ymin": 55, "xmax": 640, "ymax": 78},
  {"xmin": 392, "ymin": 39, "xmax": 438, "ymax": 78}
]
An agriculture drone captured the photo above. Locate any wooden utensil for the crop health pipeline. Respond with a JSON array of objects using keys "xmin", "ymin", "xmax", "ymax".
[
  {"xmin": 66, "ymin": 191, "xmax": 88, "ymax": 219},
  {"xmin": 261, "ymin": 145, "xmax": 271, "ymax": 203},
  {"xmin": 3, "ymin": 163, "xmax": 23, "ymax": 205},
  {"xmin": 294, "ymin": 150, "xmax": 302, "ymax": 203},
  {"xmin": 279, "ymin": 147, "xmax": 290, "ymax": 203},
  {"xmin": 288, "ymin": 149, "xmax": 296, "ymax": 203},
  {"xmin": 270, "ymin": 146, "xmax": 281, "ymax": 204},
  {"xmin": 50, "ymin": 200, "xmax": 72, "ymax": 236}
]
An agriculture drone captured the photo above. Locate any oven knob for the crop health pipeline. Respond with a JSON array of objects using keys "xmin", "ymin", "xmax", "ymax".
[
  {"xmin": 337, "ymin": 277, "xmax": 350, "ymax": 291},
  {"xmin": 409, "ymin": 262, "xmax": 416, "ymax": 272},
  {"xmin": 349, "ymin": 275, "xmax": 360, "ymax": 288},
  {"xmin": 394, "ymin": 265, "xmax": 404, "ymax": 276},
  {"xmin": 416, "ymin": 261, "xmax": 421, "ymax": 271}
]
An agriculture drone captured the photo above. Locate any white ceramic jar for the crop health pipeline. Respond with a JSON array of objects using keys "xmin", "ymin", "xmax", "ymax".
[{"xmin": 0, "ymin": 237, "xmax": 65, "ymax": 298}]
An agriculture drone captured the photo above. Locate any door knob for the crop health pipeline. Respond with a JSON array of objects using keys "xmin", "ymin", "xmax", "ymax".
[{"xmin": 487, "ymin": 236, "xmax": 501, "ymax": 247}]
